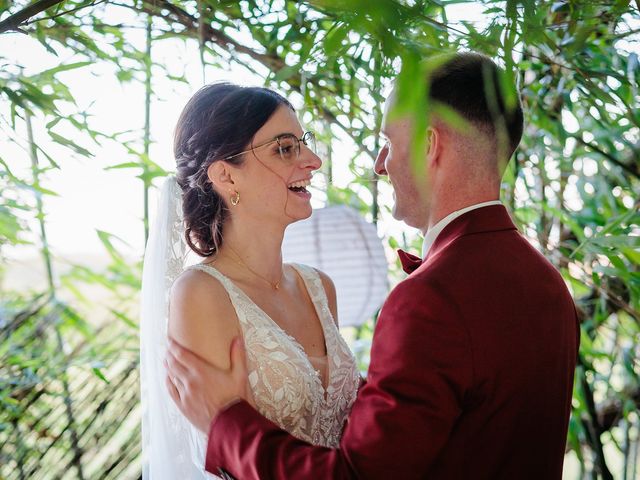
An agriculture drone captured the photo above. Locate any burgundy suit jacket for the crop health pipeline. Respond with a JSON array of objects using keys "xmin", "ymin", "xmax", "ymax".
[{"xmin": 205, "ymin": 205, "xmax": 579, "ymax": 479}]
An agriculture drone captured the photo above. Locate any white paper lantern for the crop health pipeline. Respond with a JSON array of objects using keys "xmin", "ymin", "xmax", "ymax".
[{"xmin": 282, "ymin": 205, "xmax": 389, "ymax": 327}]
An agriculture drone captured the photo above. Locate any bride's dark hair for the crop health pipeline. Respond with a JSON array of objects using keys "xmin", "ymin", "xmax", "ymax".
[{"xmin": 174, "ymin": 83, "xmax": 293, "ymax": 257}]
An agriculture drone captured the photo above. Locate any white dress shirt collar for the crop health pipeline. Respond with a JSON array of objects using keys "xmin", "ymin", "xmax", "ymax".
[{"xmin": 421, "ymin": 200, "xmax": 503, "ymax": 258}]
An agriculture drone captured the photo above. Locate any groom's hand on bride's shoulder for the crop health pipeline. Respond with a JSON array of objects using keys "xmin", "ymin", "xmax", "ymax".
[{"xmin": 165, "ymin": 336, "xmax": 249, "ymax": 433}]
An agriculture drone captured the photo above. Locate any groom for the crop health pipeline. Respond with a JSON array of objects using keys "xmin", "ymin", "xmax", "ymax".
[{"xmin": 165, "ymin": 52, "xmax": 579, "ymax": 479}]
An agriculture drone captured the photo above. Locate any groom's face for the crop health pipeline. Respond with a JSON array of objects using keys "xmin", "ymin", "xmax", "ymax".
[{"xmin": 374, "ymin": 92, "xmax": 430, "ymax": 230}]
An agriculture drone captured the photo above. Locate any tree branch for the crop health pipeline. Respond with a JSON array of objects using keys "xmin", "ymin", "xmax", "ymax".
[
  {"xmin": 136, "ymin": 0, "xmax": 377, "ymax": 161},
  {"xmin": 139, "ymin": 0, "xmax": 286, "ymax": 72},
  {"xmin": 0, "ymin": 0, "xmax": 66, "ymax": 34},
  {"xmin": 25, "ymin": 0, "xmax": 106, "ymax": 26}
]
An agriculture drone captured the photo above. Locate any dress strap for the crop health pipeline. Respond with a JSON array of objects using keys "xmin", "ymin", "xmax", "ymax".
[
  {"xmin": 289, "ymin": 263, "xmax": 334, "ymax": 328},
  {"xmin": 184, "ymin": 263, "xmax": 248, "ymax": 319},
  {"xmin": 186, "ymin": 263, "xmax": 231, "ymax": 286}
]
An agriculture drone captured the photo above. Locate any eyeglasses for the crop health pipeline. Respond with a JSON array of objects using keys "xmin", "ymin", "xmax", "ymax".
[{"xmin": 224, "ymin": 131, "xmax": 317, "ymax": 164}]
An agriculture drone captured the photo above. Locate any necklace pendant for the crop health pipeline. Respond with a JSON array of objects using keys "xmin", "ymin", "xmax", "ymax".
[{"xmin": 274, "ymin": 282, "xmax": 280, "ymax": 290}]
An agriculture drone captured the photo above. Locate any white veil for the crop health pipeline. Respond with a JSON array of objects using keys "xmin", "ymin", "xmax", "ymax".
[{"xmin": 140, "ymin": 175, "xmax": 218, "ymax": 479}]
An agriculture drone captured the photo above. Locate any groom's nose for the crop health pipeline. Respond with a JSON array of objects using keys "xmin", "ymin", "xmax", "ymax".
[{"xmin": 374, "ymin": 143, "xmax": 389, "ymax": 176}]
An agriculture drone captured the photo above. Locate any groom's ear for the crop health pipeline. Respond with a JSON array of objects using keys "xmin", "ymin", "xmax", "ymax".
[
  {"xmin": 207, "ymin": 161, "xmax": 236, "ymax": 191},
  {"xmin": 426, "ymin": 126, "xmax": 441, "ymax": 167}
]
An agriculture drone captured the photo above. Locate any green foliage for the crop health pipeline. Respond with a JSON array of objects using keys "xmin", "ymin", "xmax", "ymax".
[{"xmin": 0, "ymin": 0, "xmax": 639, "ymax": 478}]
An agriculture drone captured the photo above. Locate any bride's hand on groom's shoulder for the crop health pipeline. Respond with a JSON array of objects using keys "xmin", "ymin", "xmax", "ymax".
[{"xmin": 165, "ymin": 336, "xmax": 250, "ymax": 433}]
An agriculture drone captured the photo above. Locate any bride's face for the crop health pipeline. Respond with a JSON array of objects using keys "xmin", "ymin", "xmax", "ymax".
[{"xmin": 224, "ymin": 105, "xmax": 322, "ymax": 226}]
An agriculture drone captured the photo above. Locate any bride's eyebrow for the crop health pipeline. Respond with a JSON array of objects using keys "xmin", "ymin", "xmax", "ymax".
[
  {"xmin": 274, "ymin": 131, "xmax": 297, "ymax": 139},
  {"xmin": 248, "ymin": 134, "xmax": 284, "ymax": 149},
  {"xmin": 255, "ymin": 132, "xmax": 296, "ymax": 144}
]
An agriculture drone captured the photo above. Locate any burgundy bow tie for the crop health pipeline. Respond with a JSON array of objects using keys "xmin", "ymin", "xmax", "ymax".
[{"xmin": 397, "ymin": 249, "xmax": 423, "ymax": 274}]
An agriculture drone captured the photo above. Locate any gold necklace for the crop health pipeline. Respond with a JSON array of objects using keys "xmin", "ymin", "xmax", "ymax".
[{"xmin": 224, "ymin": 244, "xmax": 283, "ymax": 291}]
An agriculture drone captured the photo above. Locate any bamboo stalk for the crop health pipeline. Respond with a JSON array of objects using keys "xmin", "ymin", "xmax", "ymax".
[
  {"xmin": 143, "ymin": 14, "xmax": 153, "ymax": 244},
  {"xmin": 25, "ymin": 111, "xmax": 86, "ymax": 478},
  {"xmin": 371, "ymin": 53, "xmax": 382, "ymax": 225},
  {"xmin": 197, "ymin": 0, "xmax": 206, "ymax": 84},
  {"xmin": 25, "ymin": 111, "xmax": 55, "ymax": 296}
]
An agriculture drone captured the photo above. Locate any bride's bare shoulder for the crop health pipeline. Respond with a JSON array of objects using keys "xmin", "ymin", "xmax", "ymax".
[
  {"xmin": 171, "ymin": 266, "xmax": 230, "ymax": 301},
  {"xmin": 168, "ymin": 267, "xmax": 240, "ymax": 369}
]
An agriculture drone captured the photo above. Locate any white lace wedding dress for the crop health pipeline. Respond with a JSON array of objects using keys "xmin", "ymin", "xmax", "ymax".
[
  {"xmin": 188, "ymin": 262, "xmax": 361, "ymax": 450},
  {"xmin": 169, "ymin": 262, "xmax": 361, "ymax": 477}
]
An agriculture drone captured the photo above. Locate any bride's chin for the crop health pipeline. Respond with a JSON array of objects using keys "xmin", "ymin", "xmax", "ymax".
[
  {"xmin": 285, "ymin": 207, "xmax": 312, "ymax": 224},
  {"xmin": 300, "ymin": 208, "xmax": 313, "ymax": 220}
]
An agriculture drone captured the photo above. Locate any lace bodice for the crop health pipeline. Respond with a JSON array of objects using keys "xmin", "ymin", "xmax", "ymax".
[{"xmin": 187, "ymin": 262, "xmax": 360, "ymax": 448}]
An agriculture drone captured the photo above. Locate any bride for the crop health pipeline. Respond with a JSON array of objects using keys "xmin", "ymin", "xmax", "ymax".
[{"xmin": 140, "ymin": 83, "xmax": 361, "ymax": 478}]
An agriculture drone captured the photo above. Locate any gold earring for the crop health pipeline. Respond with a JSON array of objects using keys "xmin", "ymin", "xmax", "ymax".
[{"xmin": 230, "ymin": 191, "xmax": 240, "ymax": 206}]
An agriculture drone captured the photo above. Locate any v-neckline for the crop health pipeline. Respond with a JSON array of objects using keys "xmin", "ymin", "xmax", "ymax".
[{"xmin": 198, "ymin": 262, "xmax": 332, "ymax": 400}]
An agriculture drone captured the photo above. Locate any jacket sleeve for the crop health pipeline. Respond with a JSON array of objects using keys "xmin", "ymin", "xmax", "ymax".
[{"xmin": 205, "ymin": 276, "xmax": 473, "ymax": 480}]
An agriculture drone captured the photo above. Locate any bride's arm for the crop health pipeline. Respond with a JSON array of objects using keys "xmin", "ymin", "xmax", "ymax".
[
  {"xmin": 169, "ymin": 270, "xmax": 257, "ymax": 409},
  {"xmin": 168, "ymin": 270, "xmax": 241, "ymax": 373}
]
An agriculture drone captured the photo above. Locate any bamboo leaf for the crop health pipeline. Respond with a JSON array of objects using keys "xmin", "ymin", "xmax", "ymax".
[
  {"xmin": 33, "ymin": 61, "xmax": 92, "ymax": 79},
  {"xmin": 48, "ymin": 131, "xmax": 93, "ymax": 157}
]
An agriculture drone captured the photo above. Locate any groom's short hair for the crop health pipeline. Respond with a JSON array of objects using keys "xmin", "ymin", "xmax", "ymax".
[{"xmin": 427, "ymin": 52, "xmax": 524, "ymax": 159}]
